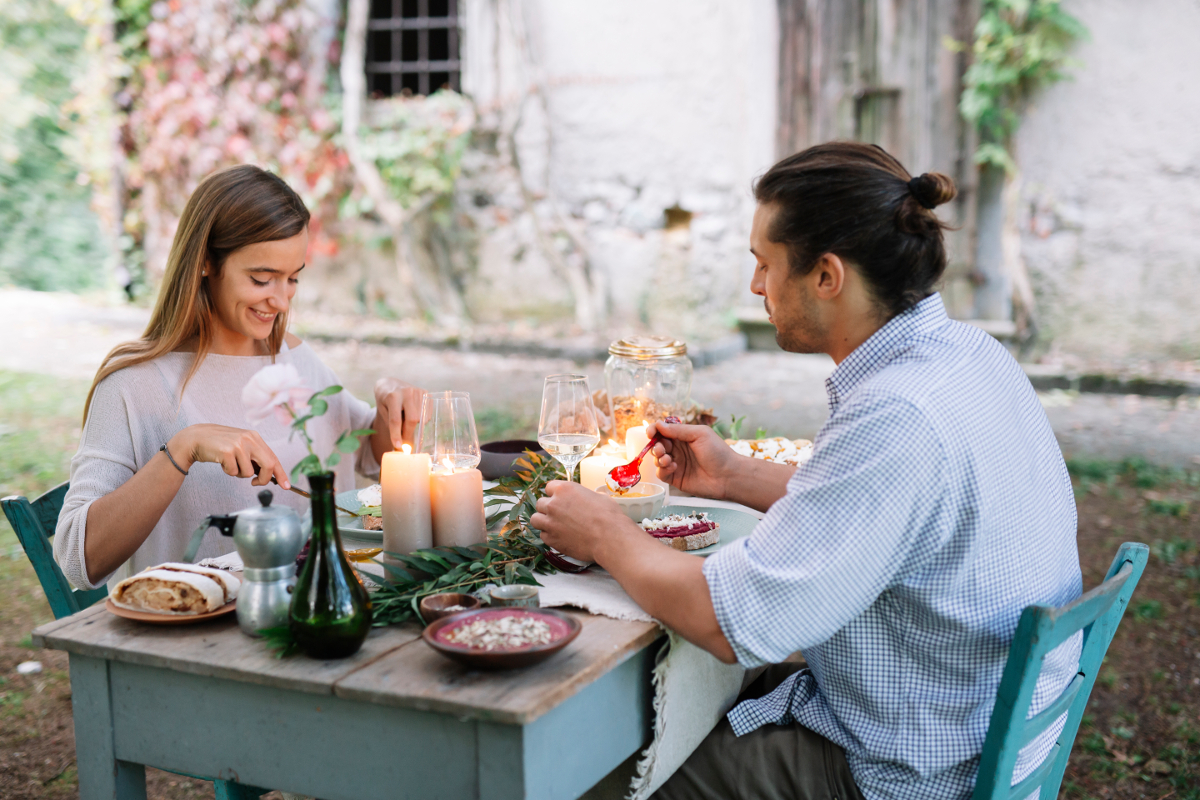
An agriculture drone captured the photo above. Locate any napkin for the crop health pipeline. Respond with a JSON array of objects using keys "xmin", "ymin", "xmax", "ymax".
[{"xmin": 536, "ymin": 560, "xmax": 748, "ymax": 798}]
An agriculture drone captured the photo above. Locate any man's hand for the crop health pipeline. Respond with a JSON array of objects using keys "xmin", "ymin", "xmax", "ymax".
[
  {"xmin": 373, "ymin": 378, "xmax": 426, "ymax": 448},
  {"xmin": 653, "ymin": 421, "xmax": 739, "ymax": 500},
  {"xmin": 531, "ymin": 480, "xmax": 643, "ymax": 563}
]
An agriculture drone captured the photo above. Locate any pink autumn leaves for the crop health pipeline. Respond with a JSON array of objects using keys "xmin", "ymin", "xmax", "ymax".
[{"xmin": 242, "ymin": 364, "xmax": 373, "ymax": 481}]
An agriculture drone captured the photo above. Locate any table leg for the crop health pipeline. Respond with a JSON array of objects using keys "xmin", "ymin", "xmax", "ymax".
[{"xmin": 70, "ymin": 655, "xmax": 148, "ymax": 800}]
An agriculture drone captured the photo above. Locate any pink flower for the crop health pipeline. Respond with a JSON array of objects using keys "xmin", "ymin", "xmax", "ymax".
[{"xmin": 243, "ymin": 364, "xmax": 310, "ymax": 425}]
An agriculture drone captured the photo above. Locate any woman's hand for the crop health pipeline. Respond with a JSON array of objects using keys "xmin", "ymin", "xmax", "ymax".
[
  {"xmin": 373, "ymin": 378, "xmax": 426, "ymax": 448},
  {"xmin": 169, "ymin": 424, "xmax": 289, "ymax": 489},
  {"xmin": 652, "ymin": 420, "xmax": 738, "ymax": 501},
  {"xmin": 531, "ymin": 480, "xmax": 642, "ymax": 563}
]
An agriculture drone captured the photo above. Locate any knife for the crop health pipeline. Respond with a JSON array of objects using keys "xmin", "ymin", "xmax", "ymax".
[{"xmin": 252, "ymin": 462, "xmax": 361, "ymax": 517}]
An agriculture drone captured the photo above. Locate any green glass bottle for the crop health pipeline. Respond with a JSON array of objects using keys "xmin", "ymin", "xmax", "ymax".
[{"xmin": 290, "ymin": 472, "xmax": 372, "ymax": 659}]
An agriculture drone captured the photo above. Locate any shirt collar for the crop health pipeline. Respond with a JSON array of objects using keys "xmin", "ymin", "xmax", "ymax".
[{"xmin": 825, "ymin": 293, "xmax": 949, "ymax": 413}]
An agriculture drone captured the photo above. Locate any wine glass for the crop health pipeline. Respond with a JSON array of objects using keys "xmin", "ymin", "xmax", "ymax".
[
  {"xmin": 537, "ymin": 374, "xmax": 600, "ymax": 482},
  {"xmin": 415, "ymin": 391, "xmax": 481, "ymax": 473}
]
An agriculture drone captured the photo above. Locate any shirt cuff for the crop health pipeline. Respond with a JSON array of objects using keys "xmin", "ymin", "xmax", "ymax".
[{"xmin": 703, "ymin": 544, "xmax": 770, "ymax": 669}]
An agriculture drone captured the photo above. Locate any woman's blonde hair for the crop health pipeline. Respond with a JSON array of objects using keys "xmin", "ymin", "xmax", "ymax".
[{"xmin": 84, "ymin": 165, "xmax": 310, "ymax": 424}]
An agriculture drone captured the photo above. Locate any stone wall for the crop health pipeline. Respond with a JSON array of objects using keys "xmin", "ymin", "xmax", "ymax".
[
  {"xmin": 1015, "ymin": 0, "xmax": 1200, "ymax": 361},
  {"xmin": 455, "ymin": 0, "xmax": 778, "ymax": 337}
]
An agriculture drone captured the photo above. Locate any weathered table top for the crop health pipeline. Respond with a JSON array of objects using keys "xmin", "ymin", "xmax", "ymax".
[{"xmin": 33, "ymin": 602, "xmax": 663, "ymax": 725}]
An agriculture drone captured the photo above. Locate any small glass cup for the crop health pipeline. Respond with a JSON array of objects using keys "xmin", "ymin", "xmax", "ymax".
[{"xmin": 416, "ymin": 391, "xmax": 481, "ymax": 473}]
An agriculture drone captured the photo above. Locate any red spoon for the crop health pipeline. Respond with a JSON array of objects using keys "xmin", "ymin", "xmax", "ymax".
[{"xmin": 607, "ymin": 416, "xmax": 681, "ymax": 490}]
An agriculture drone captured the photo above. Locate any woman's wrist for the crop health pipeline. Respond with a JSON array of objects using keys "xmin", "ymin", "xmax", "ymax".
[{"xmin": 166, "ymin": 428, "xmax": 197, "ymax": 472}]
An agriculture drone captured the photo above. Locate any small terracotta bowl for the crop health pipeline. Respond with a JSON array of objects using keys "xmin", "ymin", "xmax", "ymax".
[
  {"xmin": 595, "ymin": 482, "xmax": 666, "ymax": 523},
  {"xmin": 419, "ymin": 592, "xmax": 482, "ymax": 623}
]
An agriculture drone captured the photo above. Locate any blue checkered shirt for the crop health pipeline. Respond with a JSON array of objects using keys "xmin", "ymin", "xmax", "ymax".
[{"xmin": 704, "ymin": 294, "xmax": 1082, "ymax": 800}]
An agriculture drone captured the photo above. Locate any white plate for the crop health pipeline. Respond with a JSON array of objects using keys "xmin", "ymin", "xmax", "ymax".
[{"xmin": 335, "ymin": 490, "xmax": 382, "ymax": 544}]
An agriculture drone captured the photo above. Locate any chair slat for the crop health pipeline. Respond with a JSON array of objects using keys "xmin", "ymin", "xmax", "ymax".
[
  {"xmin": 1019, "ymin": 673, "xmax": 1083, "ymax": 748},
  {"xmin": 1036, "ymin": 564, "xmax": 1131, "ymax": 652},
  {"xmin": 1007, "ymin": 742, "xmax": 1061, "ymax": 800}
]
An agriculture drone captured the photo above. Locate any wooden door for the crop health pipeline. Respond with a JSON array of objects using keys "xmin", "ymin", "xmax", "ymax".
[{"xmin": 776, "ymin": 0, "xmax": 980, "ymax": 318}]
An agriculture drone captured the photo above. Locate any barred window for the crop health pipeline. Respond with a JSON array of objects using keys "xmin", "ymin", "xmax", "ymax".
[{"xmin": 366, "ymin": 0, "xmax": 461, "ymax": 97}]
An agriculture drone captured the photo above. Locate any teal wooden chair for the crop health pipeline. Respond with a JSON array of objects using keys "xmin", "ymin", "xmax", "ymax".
[
  {"xmin": 2, "ymin": 482, "xmax": 269, "ymax": 800},
  {"xmin": 974, "ymin": 541, "xmax": 1150, "ymax": 800}
]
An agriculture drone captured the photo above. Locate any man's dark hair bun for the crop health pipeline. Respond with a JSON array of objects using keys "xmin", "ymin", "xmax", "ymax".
[{"xmin": 907, "ymin": 172, "xmax": 957, "ymax": 210}]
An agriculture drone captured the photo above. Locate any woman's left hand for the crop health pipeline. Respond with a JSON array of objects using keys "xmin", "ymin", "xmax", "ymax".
[{"xmin": 373, "ymin": 378, "xmax": 426, "ymax": 448}]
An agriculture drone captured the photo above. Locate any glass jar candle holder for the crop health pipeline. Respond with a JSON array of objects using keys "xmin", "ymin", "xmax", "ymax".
[{"xmin": 604, "ymin": 335, "xmax": 693, "ymax": 442}]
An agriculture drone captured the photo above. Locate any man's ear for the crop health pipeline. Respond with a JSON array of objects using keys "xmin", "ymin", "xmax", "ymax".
[{"xmin": 809, "ymin": 253, "xmax": 847, "ymax": 300}]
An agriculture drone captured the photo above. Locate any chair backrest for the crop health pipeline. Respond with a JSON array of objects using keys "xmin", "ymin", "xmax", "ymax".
[
  {"xmin": 2, "ymin": 482, "xmax": 108, "ymax": 619},
  {"xmin": 973, "ymin": 541, "xmax": 1149, "ymax": 800}
]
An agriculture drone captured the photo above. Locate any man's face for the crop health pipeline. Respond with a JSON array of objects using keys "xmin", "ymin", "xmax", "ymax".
[{"xmin": 749, "ymin": 203, "xmax": 827, "ymax": 353}]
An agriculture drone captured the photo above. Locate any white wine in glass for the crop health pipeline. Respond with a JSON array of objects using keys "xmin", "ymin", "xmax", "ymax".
[{"xmin": 537, "ymin": 374, "xmax": 600, "ymax": 482}]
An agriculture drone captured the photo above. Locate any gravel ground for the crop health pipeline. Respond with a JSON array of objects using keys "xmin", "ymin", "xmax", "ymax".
[{"xmin": 3, "ymin": 288, "xmax": 1198, "ymax": 467}]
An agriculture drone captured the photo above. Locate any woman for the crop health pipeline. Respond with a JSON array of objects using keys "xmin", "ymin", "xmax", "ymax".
[{"xmin": 56, "ymin": 165, "xmax": 424, "ymax": 591}]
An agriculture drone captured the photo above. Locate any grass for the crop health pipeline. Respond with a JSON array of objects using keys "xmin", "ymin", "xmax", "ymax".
[{"xmin": 1062, "ymin": 459, "xmax": 1200, "ymax": 799}]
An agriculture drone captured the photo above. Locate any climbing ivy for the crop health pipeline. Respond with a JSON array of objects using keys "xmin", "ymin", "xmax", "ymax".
[{"xmin": 951, "ymin": 0, "xmax": 1087, "ymax": 172}]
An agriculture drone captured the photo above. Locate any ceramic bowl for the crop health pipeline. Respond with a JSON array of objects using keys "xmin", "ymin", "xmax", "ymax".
[
  {"xmin": 422, "ymin": 608, "xmax": 582, "ymax": 670},
  {"xmin": 595, "ymin": 482, "xmax": 666, "ymax": 523},
  {"xmin": 489, "ymin": 584, "xmax": 540, "ymax": 608},
  {"xmin": 479, "ymin": 440, "xmax": 547, "ymax": 480},
  {"xmin": 419, "ymin": 592, "xmax": 482, "ymax": 623}
]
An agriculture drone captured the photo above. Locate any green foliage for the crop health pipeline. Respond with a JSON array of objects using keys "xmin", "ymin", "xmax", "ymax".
[
  {"xmin": 1148, "ymin": 499, "xmax": 1190, "ymax": 518},
  {"xmin": 0, "ymin": 370, "xmax": 87, "ymax": 539},
  {"xmin": 1152, "ymin": 538, "xmax": 1195, "ymax": 566},
  {"xmin": 483, "ymin": 450, "xmax": 566, "ymax": 532},
  {"xmin": 346, "ymin": 91, "xmax": 473, "ymax": 217},
  {"xmin": 1132, "ymin": 600, "xmax": 1165, "ymax": 621},
  {"xmin": 713, "ymin": 414, "xmax": 747, "ymax": 440},
  {"xmin": 284, "ymin": 384, "xmax": 375, "ymax": 481},
  {"xmin": 0, "ymin": 0, "xmax": 108, "ymax": 291},
  {"xmin": 1066, "ymin": 457, "xmax": 1195, "ymax": 490},
  {"xmin": 950, "ymin": 0, "xmax": 1087, "ymax": 171}
]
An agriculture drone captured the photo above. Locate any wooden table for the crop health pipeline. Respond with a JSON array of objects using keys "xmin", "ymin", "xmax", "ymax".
[{"xmin": 33, "ymin": 604, "xmax": 664, "ymax": 800}]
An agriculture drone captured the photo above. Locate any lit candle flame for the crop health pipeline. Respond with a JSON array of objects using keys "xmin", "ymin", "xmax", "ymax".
[
  {"xmin": 441, "ymin": 456, "xmax": 456, "ymax": 473},
  {"xmin": 642, "ymin": 420, "xmax": 650, "ymax": 432},
  {"xmin": 607, "ymin": 438, "xmax": 619, "ymax": 448},
  {"xmin": 401, "ymin": 443, "xmax": 412, "ymax": 454}
]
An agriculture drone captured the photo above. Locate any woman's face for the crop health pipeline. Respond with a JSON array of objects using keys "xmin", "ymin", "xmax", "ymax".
[{"xmin": 207, "ymin": 229, "xmax": 308, "ymax": 348}]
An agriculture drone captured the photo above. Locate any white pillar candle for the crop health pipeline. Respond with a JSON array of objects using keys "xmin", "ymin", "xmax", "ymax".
[
  {"xmin": 580, "ymin": 453, "xmax": 625, "ymax": 491},
  {"xmin": 381, "ymin": 444, "xmax": 433, "ymax": 557},
  {"xmin": 625, "ymin": 422, "xmax": 669, "ymax": 493},
  {"xmin": 431, "ymin": 458, "xmax": 486, "ymax": 548}
]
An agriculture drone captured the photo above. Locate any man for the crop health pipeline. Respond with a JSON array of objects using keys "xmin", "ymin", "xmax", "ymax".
[{"xmin": 531, "ymin": 143, "xmax": 1082, "ymax": 800}]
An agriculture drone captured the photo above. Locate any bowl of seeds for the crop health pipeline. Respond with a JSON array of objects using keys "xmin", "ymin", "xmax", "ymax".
[
  {"xmin": 419, "ymin": 592, "xmax": 482, "ymax": 623},
  {"xmin": 422, "ymin": 608, "xmax": 582, "ymax": 670}
]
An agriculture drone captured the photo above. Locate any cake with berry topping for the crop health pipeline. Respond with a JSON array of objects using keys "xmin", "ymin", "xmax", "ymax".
[{"xmin": 640, "ymin": 511, "xmax": 721, "ymax": 551}]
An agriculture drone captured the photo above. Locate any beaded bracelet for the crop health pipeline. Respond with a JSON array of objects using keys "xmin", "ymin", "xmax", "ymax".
[{"xmin": 159, "ymin": 443, "xmax": 189, "ymax": 476}]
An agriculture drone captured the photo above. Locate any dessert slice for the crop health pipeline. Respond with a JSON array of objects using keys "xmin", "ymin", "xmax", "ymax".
[{"xmin": 640, "ymin": 512, "xmax": 721, "ymax": 551}]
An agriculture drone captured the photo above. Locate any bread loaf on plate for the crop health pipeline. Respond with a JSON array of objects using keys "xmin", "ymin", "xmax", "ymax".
[
  {"xmin": 111, "ymin": 565, "xmax": 234, "ymax": 615},
  {"xmin": 154, "ymin": 562, "xmax": 240, "ymax": 603}
]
